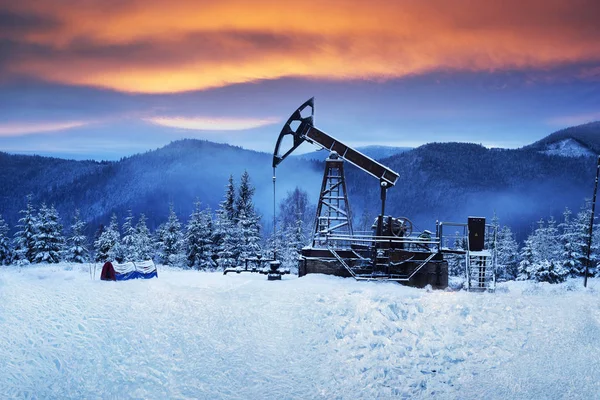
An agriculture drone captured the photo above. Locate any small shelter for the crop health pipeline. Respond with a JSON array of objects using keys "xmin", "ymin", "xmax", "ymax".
[{"xmin": 100, "ymin": 260, "xmax": 157, "ymax": 281}]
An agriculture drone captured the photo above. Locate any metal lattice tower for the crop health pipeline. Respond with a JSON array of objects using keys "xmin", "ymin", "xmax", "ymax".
[{"xmin": 312, "ymin": 152, "xmax": 353, "ymax": 248}]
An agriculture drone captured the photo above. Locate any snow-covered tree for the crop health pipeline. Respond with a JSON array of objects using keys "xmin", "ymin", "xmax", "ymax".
[
  {"xmin": 33, "ymin": 203, "xmax": 64, "ymax": 264},
  {"xmin": 278, "ymin": 187, "xmax": 313, "ymax": 234},
  {"xmin": 518, "ymin": 232, "xmax": 535, "ymax": 280},
  {"xmin": 216, "ymin": 221, "xmax": 242, "ymax": 270},
  {"xmin": 13, "ymin": 194, "xmax": 37, "ymax": 264},
  {"xmin": 212, "ymin": 175, "xmax": 235, "ymax": 262},
  {"xmin": 274, "ymin": 187, "xmax": 314, "ymax": 264},
  {"xmin": 447, "ymin": 233, "xmax": 467, "ymax": 277},
  {"xmin": 573, "ymin": 200, "xmax": 595, "ymax": 277},
  {"xmin": 531, "ymin": 260, "xmax": 569, "ymax": 284},
  {"xmin": 559, "ymin": 207, "xmax": 582, "ymax": 277},
  {"xmin": 66, "ymin": 209, "xmax": 88, "ymax": 263},
  {"xmin": 528, "ymin": 218, "xmax": 560, "ymax": 265},
  {"xmin": 237, "ymin": 207, "xmax": 262, "ymax": 264},
  {"xmin": 484, "ymin": 212, "xmax": 500, "ymax": 251},
  {"xmin": 158, "ymin": 204, "xmax": 185, "ymax": 267},
  {"xmin": 224, "ymin": 174, "xmax": 236, "ymax": 222},
  {"xmin": 186, "ymin": 201, "xmax": 215, "ymax": 270},
  {"xmin": 545, "ymin": 216, "xmax": 561, "ymax": 262},
  {"xmin": 0, "ymin": 214, "xmax": 11, "ymax": 265},
  {"xmin": 280, "ymin": 213, "xmax": 305, "ymax": 272},
  {"xmin": 265, "ymin": 227, "xmax": 283, "ymax": 260},
  {"xmin": 120, "ymin": 210, "xmax": 136, "ymax": 262},
  {"xmin": 235, "ymin": 171, "xmax": 261, "ymax": 263},
  {"xmin": 593, "ymin": 223, "xmax": 600, "ymax": 277},
  {"xmin": 94, "ymin": 214, "xmax": 121, "ymax": 262},
  {"xmin": 213, "ymin": 176, "xmax": 238, "ymax": 269},
  {"xmin": 496, "ymin": 225, "xmax": 519, "ymax": 281},
  {"xmin": 519, "ymin": 218, "xmax": 566, "ymax": 282},
  {"xmin": 134, "ymin": 213, "xmax": 153, "ymax": 261}
]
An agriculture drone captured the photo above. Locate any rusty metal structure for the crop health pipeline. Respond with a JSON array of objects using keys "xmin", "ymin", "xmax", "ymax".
[
  {"xmin": 312, "ymin": 152, "xmax": 353, "ymax": 247},
  {"xmin": 272, "ymin": 98, "xmax": 497, "ymax": 290}
]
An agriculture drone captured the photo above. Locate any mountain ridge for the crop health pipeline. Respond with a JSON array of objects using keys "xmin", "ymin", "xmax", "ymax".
[
  {"xmin": 0, "ymin": 124, "xmax": 597, "ymax": 242},
  {"xmin": 526, "ymin": 121, "xmax": 600, "ymax": 155}
]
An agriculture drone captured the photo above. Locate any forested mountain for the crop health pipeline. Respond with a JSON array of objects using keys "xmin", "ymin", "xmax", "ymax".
[
  {"xmin": 0, "ymin": 140, "xmax": 321, "ymax": 235},
  {"xmin": 345, "ymin": 143, "xmax": 595, "ymax": 239},
  {"xmin": 527, "ymin": 121, "xmax": 600, "ymax": 156},
  {"xmin": 0, "ymin": 129, "xmax": 597, "ymax": 243}
]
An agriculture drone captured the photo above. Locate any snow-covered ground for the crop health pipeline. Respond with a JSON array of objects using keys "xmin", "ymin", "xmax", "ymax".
[{"xmin": 2, "ymin": 265, "xmax": 600, "ymax": 399}]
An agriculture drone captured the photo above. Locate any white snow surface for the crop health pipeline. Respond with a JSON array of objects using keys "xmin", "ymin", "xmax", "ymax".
[
  {"xmin": 541, "ymin": 138, "xmax": 594, "ymax": 158},
  {"xmin": 2, "ymin": 264, "xmax": 600, "ymax": 399}
]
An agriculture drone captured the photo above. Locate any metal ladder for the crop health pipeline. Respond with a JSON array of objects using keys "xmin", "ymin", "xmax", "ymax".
[{"xmin": 465, "ymin": 250, "xmax": 496, "ymax": 292}]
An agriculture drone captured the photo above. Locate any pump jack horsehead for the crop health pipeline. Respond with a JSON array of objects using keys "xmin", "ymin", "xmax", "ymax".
[{"xmin": 273, "ymin": 98, "xmax": 498, "ymax": 291}]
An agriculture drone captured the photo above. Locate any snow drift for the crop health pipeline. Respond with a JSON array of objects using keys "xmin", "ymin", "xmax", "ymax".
[{"xmin": 1, "ymin": 265, "xmax": 600, "ymax": 399}]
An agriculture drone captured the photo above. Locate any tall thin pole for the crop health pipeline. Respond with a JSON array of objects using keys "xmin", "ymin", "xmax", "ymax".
[
  {"xmin": 584, "ymin": 156, "xmax": 600, "ymax": 287},
  {"xmin": 273, "ymin": 167, "xmax": 277, "ymax": 260}
]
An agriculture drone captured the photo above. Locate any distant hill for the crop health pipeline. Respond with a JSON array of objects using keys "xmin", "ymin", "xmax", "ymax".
[
  {"xmin": 295, "ymin": 145, "xmax": 411, "ymax": 161},
  {"xmin": 527, "ymin": 121, "xmax": 600, "ymax": 157},
  {"xmin": 343, "ymin": 142, "xmax": 596, "ymax": 240},
  {"xmin": 0, "ymin": 140, "xmax": 321, "ymax": 235},
  {"xmin": 0, "ymin": 134, "xmax": 597, "ymax": 243}
]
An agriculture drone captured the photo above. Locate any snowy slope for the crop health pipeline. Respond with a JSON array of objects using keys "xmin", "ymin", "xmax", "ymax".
[
  {"xmin": 541, "ymin": 138, "xmax": 595, "ymax": 158},
  {"xmin": 1, "ymin": 265, "xmax": 600, "ymax": 399}
]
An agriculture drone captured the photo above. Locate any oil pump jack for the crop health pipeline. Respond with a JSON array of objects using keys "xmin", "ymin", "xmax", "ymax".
[{"xmin": 273, "ymin": 98, "xmax": 455, "ymax": 289}]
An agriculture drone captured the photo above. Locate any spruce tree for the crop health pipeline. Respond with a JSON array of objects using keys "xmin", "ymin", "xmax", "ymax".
[
  {"xmin": 121, "ymin": 210, "xmax": 136, "ymax": 261},
  {"xmin": 186, "ymin": 201, "xmax": 215, "ymax": 270},
  {"xmin": 484, "ymin": 212, "xmax": 500, "ymax": 251},
  {"xmin": 33, "ymin": 203, "xmax": 64, "ymax": 264},
  {"xmin": 559, "ymin": 207, "xmax": 581, "ymax": 277},
  {"xmin": 134, "ymin": 214, "xmax": 153, "ymax": 261},
  {"xmin": 224, "ymin": 174, "xmax": 236, "ymax": 222},
  {"xmin": 67, "ymin": 209, "xmax": 88, "ymax": 263},
  {"xmin": 447, "ymin": 233, "xmax": 467, "ymax": 277},
  {"xmin": 235, "ymin": 171, "xmax": 262, "ymax": 263},
  {"xmin": 217, "ymin": 221, "xmax": 242, "ymax": 270},
  {"xmin": 159, "ymin": 204, "xmax": 185, "ymax": 267},
  {"xmin": 496, "ymin": 226, "xmax": 519, "ymax": 281},
  {"xmin": 214, "ymin": 176, "xmax": 237, "ymax": 269},
  {"xmin": 531, "ymin": 260, "xmax": 568, "ymax": 284},
  {"xmin": 573, "ymin": 200, "xmax": 595, "ymax": 276},
  {"xmin": 94, "ymin": 214, "xmax": 121, "ymax": 262},
  {"xmin": 545, "ymin": 216, "xmax": 561, "ymax": 262},
  {"xmin": 518, "ymin": 234, "xmax": 535, "ymax": 280},
  {"xmin": 237, "ymin": 207, "xmax": 261, "ymax": 264},
  {"xmin": 197, "ymin": 207, "xmax": 215, "ymax": 270},
  {"xmin": 13, "ymin": 194, "xmax": 37, "ymax": 264},
  {"xmin": 519, "ymin": 218, "xmax": 565, "ymax": 282},
  {"xmin": 0, "ymin": 214, "xmax": 11, "ymax": 265}
]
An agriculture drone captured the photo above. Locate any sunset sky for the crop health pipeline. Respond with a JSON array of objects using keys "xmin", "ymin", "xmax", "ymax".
[{"xmin": 1, "ymin": 0, "xmax": 599, "ymax": 159}]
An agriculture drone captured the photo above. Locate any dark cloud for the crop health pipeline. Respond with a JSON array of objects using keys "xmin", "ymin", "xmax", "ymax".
[{"xmin": 0, "ymin": 9, "xmax": 60, "ymax": 35}]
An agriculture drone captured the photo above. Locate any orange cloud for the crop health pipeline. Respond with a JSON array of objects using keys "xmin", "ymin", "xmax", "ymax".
[
  {"xmin": 146, "ymin": 116, "xmax": 280, "ymax": 130},
  {"xmin": 2, "ymin": 0, "xmax": 599, "ymax": 93}
]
